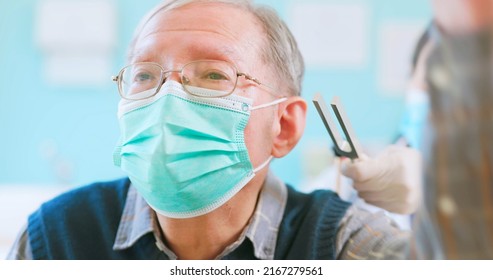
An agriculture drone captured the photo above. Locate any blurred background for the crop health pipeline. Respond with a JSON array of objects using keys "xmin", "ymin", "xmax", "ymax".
[{"xmin": 0, "ymin": 0, "xmax": 431, "ymax": 257}]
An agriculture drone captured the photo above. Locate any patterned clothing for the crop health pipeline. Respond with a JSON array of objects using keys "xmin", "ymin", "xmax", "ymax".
[{"xmin": 7, "ymin": 172, "xmax": 408, "ymax": 260}]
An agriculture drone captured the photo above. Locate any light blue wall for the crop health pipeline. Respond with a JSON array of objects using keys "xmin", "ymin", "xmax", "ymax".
[
  {"xmin": 0, "ymin": 0, "xmax": 431, "ymax": 188},
  {"xmin": 270, "ymin": 0, "xmax": 432, "ymax": 187}
]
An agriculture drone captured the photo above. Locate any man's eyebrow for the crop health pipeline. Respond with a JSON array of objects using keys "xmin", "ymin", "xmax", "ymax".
[
  {"xmin": 126, "ymin": 51, "xmax": 139, "ymax": 63},
  {"xmin": 125, "ymin": 40, "xmax": 250, "ymax": 70},
  {"xmin": 126, "ymin": 49, "xmax": 157, "ymax": 64}
]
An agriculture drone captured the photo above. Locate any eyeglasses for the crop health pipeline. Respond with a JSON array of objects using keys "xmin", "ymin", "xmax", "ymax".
[{"xmin": 111, "ymin": 60, "xmax": 275, "ymax": 100}]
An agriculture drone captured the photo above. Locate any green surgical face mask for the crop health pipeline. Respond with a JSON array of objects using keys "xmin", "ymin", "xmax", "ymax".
[{"xmin": 114, "ymin": 81, "xmax": 286, "ymax": 218}]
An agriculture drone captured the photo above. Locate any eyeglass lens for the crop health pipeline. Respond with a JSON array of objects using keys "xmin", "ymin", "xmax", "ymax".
[{"xmin": 119, "ymin": 61, "xmax": 238, "ymax": 100}]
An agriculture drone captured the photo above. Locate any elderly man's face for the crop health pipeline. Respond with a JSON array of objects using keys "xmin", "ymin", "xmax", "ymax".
[{"xmin": 131, "ymin": 3, "xmax": 280, "ymax": 168}]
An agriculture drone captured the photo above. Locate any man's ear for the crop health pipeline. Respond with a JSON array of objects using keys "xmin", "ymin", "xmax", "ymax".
[{"xmin": 271, "ymin": 96, "xmax": 307, "ymax": 158}]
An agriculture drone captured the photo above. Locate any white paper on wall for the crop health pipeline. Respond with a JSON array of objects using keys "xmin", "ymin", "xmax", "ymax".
[
  {"xmin": 35, "ymin": 0, "xmax": 116, "ymax": 86},
  {"xmin": 36, "ymin": 0, "xmax": 116, "ymax": 52},
  {"xmin": 44, "ymin": 54, "xmax": 111, "ymax": 87},
  {"xmin": 288, "ymin": 2, "xmax": 369, "ymax": 68},
  {"xmin": 377, "ymin": 21, "xmax": 428, "ymax": 95}
]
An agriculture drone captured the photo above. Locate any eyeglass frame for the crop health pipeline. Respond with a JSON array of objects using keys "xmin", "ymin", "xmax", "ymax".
[{"xmin": 111, "ymin": 60, "xmax": 278, "ymax": 100}]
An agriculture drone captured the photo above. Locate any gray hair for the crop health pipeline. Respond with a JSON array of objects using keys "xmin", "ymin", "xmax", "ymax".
[{"xmin": 128, "ymin": 0, "xmax": 304, "ymax": 96}]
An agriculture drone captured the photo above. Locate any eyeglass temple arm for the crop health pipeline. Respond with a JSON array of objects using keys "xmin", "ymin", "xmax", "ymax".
[
  {"xmin": 237, "ymin": 72, "xmax": 280, "ymax": 98},
  {"xmin": 238, "ymin": 72, "xmax": 261, "ymax": 85}
]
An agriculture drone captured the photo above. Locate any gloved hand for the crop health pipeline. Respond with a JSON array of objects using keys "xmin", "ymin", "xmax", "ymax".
[{"xmin": 341, "ymin": 145, "xmax": 422, "ymax": 214}]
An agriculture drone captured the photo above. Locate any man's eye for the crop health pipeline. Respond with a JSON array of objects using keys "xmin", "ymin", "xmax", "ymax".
[
  {"xmin": 203, "ymin": 71, "xmax": 229, "ymax": 81},
  {"xmin": 134, "ymin": 72, "xmax": 154, "ymax": 82}
]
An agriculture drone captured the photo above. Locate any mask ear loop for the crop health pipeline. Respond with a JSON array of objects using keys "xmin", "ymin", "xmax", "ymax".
[
  {"xmin": 251, "ymin": 97, "xmax": 287, "ymax": 111},
  {"xmin": 250, "ymin": 97, "xmax": 285, "ymax": 173},
  {"xmin": 253, "ymin": 156, "xmax": 273, "ymax": 173}
]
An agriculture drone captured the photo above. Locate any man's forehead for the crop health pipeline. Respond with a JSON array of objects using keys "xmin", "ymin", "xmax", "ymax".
[
  {"xmin": 129, "ymin": 36, "xmax": 244, "ymax": 65},
  {"xmin": 131, "ymin": 3, "xmax": 264, "ymax": 68},
  {"xmin": 142, "ymin": 3, "xmax": 260, "ymax": 43}
]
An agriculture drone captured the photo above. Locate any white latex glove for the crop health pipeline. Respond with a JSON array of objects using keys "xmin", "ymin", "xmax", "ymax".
[{"xmin": 341, "ymin": 145, "xmax": 422, "ymax": 214}]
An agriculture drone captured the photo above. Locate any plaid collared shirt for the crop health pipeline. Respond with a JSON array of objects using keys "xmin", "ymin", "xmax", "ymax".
[
  {"xmin": 112, "ymin": 172, "xmax": 288, "ymax": 260},
  {"xmin": 7, "ymin": 172, "xmax": 409, "ymax": 260}
]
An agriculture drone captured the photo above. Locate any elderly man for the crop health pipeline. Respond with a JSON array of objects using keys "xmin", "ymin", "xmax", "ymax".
[{"xmin": 8, "ymin": 0, "xmax": 413, "ymax": 260}]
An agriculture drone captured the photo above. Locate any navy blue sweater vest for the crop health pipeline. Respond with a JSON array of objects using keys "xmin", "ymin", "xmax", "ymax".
[{"xmin": 27, "ymin": 178, "xmax": 350, "ymax": 259}]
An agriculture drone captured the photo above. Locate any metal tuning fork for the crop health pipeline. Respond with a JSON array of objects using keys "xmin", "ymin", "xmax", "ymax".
[{"xmin": 312, "ymin": 93, "xmax": 363, "ymax": 160}]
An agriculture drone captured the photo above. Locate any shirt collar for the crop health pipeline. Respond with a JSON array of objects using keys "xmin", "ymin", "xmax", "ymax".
[
  {"xmin": 112, "ymin": 171, "xmax": 287, "ymax": 259},
  {"xmin": 112, "ymin": 186, "xmax": 153, "ymax": 251},
  {"xmin": 244, "ymin": 171, "xmax": 287, "ymax": 259}
]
